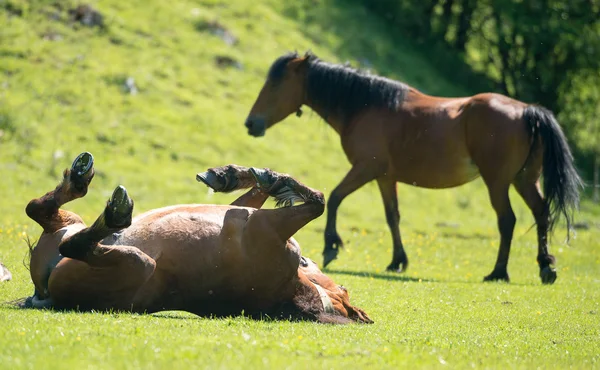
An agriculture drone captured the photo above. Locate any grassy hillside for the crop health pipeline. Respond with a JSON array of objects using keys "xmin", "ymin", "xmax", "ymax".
[{"xmin": 1, "ymin": 0, "xmax": 599, "ymax": 368}]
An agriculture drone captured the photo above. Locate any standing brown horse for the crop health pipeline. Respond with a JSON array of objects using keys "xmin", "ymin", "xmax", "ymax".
[
  {"xmin": 24, "ymin": 152, "xmax": 372, "ymax": 324},
  {"xmin": 244, "ymin": 51, "xmax": 583, "ymax": 284}
]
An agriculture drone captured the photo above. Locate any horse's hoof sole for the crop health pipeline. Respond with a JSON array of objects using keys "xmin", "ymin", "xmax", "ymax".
[
  {"xmin": 71, "ymin": 152, "xmax": 94, "ymax": 177},
  {"xmin": 107, "ymin": 185, "xmax": 133, "ymax": 227}
]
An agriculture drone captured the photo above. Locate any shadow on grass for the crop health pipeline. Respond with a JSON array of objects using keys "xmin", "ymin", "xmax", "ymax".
[
  {"xmin": 325, "ymin": 269, "xmax": 540, "ymax": 287},
  {"xmin": 324, "ymin": 268, "xmax": 436, "ymax": 283},
  {"xmin": 3, "ymin": 297, "xmax": 365, "ymax": 324},
  {"xmin": 439, "ymin": 231, "xmax": 495, "ymax": 241}
]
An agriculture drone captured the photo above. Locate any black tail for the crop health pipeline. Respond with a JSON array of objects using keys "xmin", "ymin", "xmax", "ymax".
[{"xmin": 523, "ymin": 105, "xmax": 584, "ymax": 238}]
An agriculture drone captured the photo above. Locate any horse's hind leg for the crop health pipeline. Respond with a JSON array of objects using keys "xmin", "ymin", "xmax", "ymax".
[
  {"xmin": 483, "ymin": 183, "xmax": 515, "ymax": 282},
  {"xmin": 59, "ymin": 185, "xmax": 136, "ymax": 264},
  {"xmin": 513, "ymin": 179, "xmax": 556, "ymax": 284},
  {"xmin": 53, "ymin": 185, "xmax": 155, "ymax": 309},
  {"xmin": 26, "ymin": 152, "xmax": 95, "ymax": 233}
]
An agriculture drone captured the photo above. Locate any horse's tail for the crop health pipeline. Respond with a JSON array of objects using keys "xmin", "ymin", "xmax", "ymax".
[{"xmin": 522, "ymin": 105, "xmax": 584, "ymax": 237}]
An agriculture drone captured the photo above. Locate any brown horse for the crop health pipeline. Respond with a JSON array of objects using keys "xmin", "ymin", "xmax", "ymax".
[
  {"xmin": 24, "ymin": 152, "xmax": 372, "ymax": 324},
  {"xmin": 244, "ymin": 51, "xmax": 583, "ymax": 284}
]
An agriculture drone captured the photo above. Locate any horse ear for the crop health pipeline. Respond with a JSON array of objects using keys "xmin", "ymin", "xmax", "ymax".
[
  {"xmin": 291, "ymin": 56, "xmax": 310, "ymax": 73},
  {"xmin": 304, "ymin": 50, "xmax": 316, "ymax": 59}
]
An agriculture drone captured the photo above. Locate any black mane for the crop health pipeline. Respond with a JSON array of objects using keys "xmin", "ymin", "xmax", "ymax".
[{"xmin": 268, "ymin": 52, "xmax": 409, "ymax": 123}]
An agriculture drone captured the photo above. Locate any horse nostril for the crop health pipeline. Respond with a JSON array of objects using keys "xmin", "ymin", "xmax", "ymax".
[{"xmin": 245, "ymin": 119, "xmax": 253, "ymax": 129}]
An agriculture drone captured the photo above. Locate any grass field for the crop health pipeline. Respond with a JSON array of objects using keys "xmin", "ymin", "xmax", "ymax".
[{"xmin": 1, "ymin": 0, "xmax": 599, "ymax": 368}]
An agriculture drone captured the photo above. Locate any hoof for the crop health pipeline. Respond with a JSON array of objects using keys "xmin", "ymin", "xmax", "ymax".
[
  {"xmin": 196, "ymin": 171, "xmax": 223, "ymax": 191},
  {"xmin": 483, "ymin": 270, "xmax": 510, "ymax": 283},
  {"xmin": 386, "ymin": 257, "xmax": 409, "ymax": 273},
  {"xmin": 70, "ymin": 152, "xmax": 95, "ymax": 191},
  {"xmin": 322, "ymin": 248, "xmax": 338, "ymax": 269},
  {"xmin": 540, "ymin": 266, "xmax": 557, "ymax": 285},
  {"xmin": 106, "ymin": 185, "xmax": 134, "ymax": 228},
  {"xmin": 385, "ymin": 263, "xmax": 406, "ymax": 273}
]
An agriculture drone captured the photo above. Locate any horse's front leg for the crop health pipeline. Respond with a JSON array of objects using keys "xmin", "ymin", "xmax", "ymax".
[
  {"xmin": 377, "ymin": 178, "xmax": 408, "ymax": 272},
  {"xmin": 230, "ymin": 188, "xmax": 270, "ymax": 209},
  {"xmin": 197, "ymin": 165, "xmax": 270, "ymax": 209},
  {"xmin": 322, "ymin": 163, "xmax": 383, "ymax": 268},
  {"xmin": 198, "ymin": 164, "xmax": 325, "ymax": 241},
  {"xmin": 244, "ymin": 167, "xmax": 325, "ymax": 242},
  {"xmin": 26, "ymin": 152, "xmax": 94, "ymax": 233}
]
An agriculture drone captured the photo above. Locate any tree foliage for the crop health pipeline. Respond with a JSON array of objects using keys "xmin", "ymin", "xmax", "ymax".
[{"xmin": 363, "ymin": 0, "xmax": 600, "ymax": 182}]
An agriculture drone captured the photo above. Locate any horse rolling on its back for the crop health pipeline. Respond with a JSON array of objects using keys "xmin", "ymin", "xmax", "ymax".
[
  {"xmin": 244, "ymin": 51, "xmax": 583, "ymax": 284},
  {"xmin": 23, "ymin": 152, "xmax": 372, "ymax": 324}
]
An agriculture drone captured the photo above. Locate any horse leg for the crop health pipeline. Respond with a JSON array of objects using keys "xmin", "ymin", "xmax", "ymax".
[
  {"xmin": 197, "ymin": 165, "xmax": 270, "ymax": 209},
  {"xmin": 246, "ymin": 168, "xmax": 325, "ymax": 241},
  {"xmin": 52, "ymin": 185, "xmax": 155, "ymax": 310},
  {"xmin": 323, "ymin": 164, "xmax": 382, "ymax": 268},
  {"xmin": 513, "ymin": 180, "xmax": 556, "ymax": 284},
  {"xmin": 230, "ymin": 188, "xmax": 270, "ymax": 209},
  {"xmin": 483, "ymin": 183, "xmax": 516, "ymax": 282},
  {"xmin": 48, "ymin": 186, "xmax": 156, "ymax": 310},
  {"xmin": 59, "ymin": 185, "xmax": 136, "ymax": 264},
  {"xmin": 376, "ymin": 178, "xmax": 408, "ymax": 272},
  {"xmin": 26, "ymin": 152, "xmax": 94, "ymax": 233}
]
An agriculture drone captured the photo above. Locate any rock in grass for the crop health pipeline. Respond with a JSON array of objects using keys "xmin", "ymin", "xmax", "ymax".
[
  {"xmin": 69, "ymin": 4, "xmax": 104, "ymax": 28},
  {"xmin": 124, "ymin": 77, "xmax": 138, "ymax": 95},
  {"xmin": 196, "ymin": 20, "xmax": 238, "ymax": 46},
  {"xmin": 215, "ymin": 56, "xmax": 243, "ymax": 70}
]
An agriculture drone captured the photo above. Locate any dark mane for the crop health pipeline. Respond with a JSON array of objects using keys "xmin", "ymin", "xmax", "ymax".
[
  {"xmin": 268, "ymin": 51, "xmax": 409, "ymax": 123},
  {"xmin": 267, "ymin": 52, "xmax": 300, "ymax": 82}
]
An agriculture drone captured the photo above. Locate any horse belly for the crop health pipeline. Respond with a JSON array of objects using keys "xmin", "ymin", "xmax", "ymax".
[
  {"xmin": 391, "ymin": 126, "xmax": 480, "ymax": 189},
  {"xmin": 105, "ymin": 205, "xmax": 242, "ymax": 259}
]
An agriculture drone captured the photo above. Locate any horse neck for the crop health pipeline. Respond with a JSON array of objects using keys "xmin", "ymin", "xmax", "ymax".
[{"xmin": 302, "ymin": 97, "xmax": 345, "ymax": 135}]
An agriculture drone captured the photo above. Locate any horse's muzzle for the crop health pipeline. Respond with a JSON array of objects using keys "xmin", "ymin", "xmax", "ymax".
[{"xmin": 245, "ymin": 117, "xmax": 266, "ymax": 137}]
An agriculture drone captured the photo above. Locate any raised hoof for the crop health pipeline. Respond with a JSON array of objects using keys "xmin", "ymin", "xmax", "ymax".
[
  {"xmin": 106, "ymin": 185, "xmax": 134, "ymax": 228},
  {"xmin": 322, "ymin": 248, "xmax": 338, "ymax": 269},
  {"xmin": 483, "ymin": 270, "xmax": 510, "ymax": 283},
  {"xmin": 70, "ymin": 152, "xmax": 95, "ymax": 191},
  {"xmin": 196, "ymin": 171, "xmax": 223, "ymax": 191},
  {"xmin": 540, "ymin": 266, "xmax": 557, "ymax": 285}
]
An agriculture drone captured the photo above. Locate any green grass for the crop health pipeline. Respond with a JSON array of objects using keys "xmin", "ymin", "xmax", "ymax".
[{"xmin": 1, "ymin": 0, "xmax": 599, "ymax": 368}]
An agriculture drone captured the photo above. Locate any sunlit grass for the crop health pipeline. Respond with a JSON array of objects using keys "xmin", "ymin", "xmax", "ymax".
[{"xmin": 1, "ymin": 0, "xmax": 599, "ymax": 368}]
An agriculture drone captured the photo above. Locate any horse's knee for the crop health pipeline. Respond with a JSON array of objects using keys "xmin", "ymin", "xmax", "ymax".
[
  {"xmin": 25, "ymin": 200, "xmax": 37, "ymax": 219},
  {"xmin": 128, "ymin": 249, "xmax": 157, "ymax": 279},
  {"xmin": 312, "ymin": 196, "xmax": 325, "ymax": 217},
  {"xmin": 25, "ymin": 199, "xmax": 44, "ymax": 222}
]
